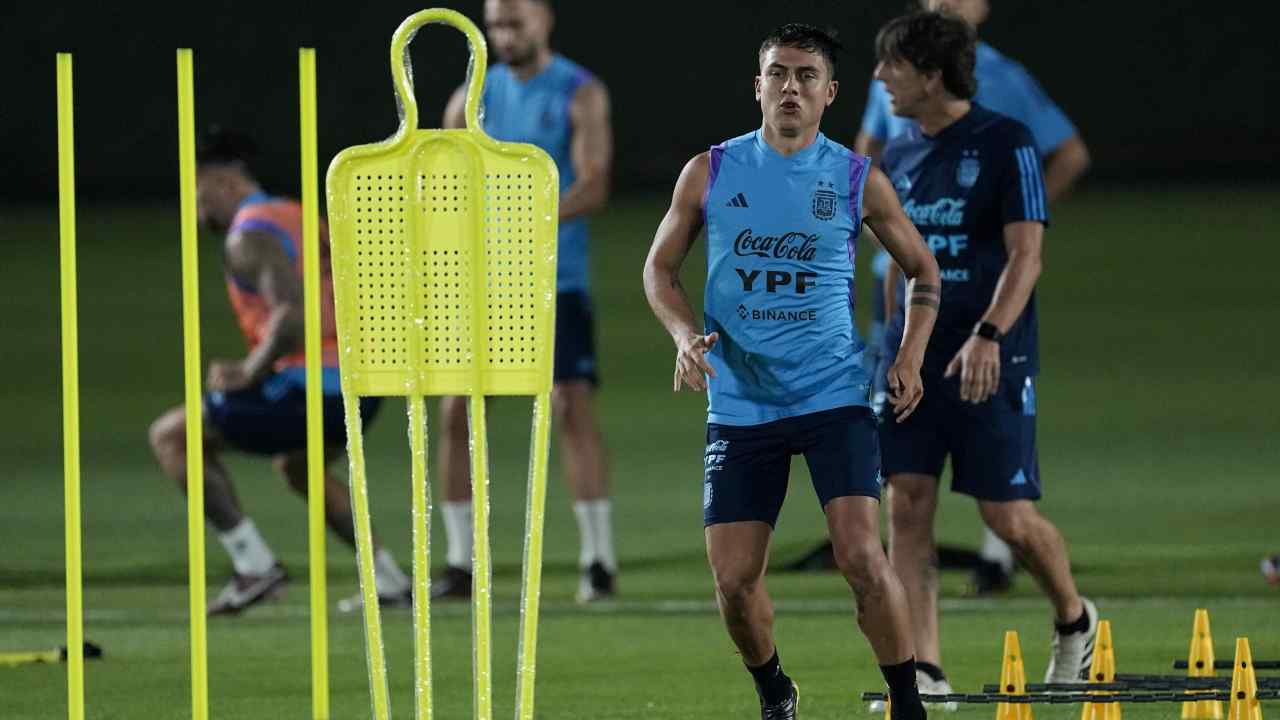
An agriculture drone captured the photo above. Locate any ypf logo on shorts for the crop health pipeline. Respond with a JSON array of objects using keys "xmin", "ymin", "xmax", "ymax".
[{"xmin": 704, "ymin": 440, "xmax": 728, "ymax": 479}]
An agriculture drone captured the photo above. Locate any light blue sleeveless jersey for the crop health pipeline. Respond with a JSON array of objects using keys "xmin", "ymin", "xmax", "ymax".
[
  {"xmin": 703, "ymin": 131, "xmax": 872, "ymax": 426},
  {"xmin": 482, "ymin": 54, "xmax": 593, "ymax": 292}
]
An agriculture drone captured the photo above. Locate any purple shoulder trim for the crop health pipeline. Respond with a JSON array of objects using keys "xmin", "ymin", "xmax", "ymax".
[
  {"xmin": 848, "ymin": 152, "xmax": 870, "ymax": 239},
  {"xmin": 703, "ymin": 144, "xmax": 726, "ymax": 228}
]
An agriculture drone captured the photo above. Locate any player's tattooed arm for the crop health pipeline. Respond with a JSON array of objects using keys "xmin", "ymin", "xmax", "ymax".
[
  {"xmin": 562, "ymin": 79, "xmax": 613, "ymax": 222},
  {"xmin": 210, "ymin": 229, "xmax": 304, "ymax": 391},
  {"xmin": 862, "ymin": 166, "xmax": 940, "ymax": 421},
  {"xmin": 644, "ymin": 153, "xmax": 718, "ymax": 393},
  {"xmin": 910, "ymin": 282, "xmax": 940, "ymax": 309}
]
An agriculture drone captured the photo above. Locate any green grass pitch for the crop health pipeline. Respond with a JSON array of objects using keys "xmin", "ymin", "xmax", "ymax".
[{"xmin": 1, "ymin": 187, "xmax": 1277, "ymax": 718}]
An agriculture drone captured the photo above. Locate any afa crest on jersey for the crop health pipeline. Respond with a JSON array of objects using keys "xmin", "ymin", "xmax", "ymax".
[
  {"xmin": 957, "ymin": 154, "xmax": 981, "ymax": 189},
  {"xmin": 811, "ymin": 180, "xmax": 837, "ymax": 221}
]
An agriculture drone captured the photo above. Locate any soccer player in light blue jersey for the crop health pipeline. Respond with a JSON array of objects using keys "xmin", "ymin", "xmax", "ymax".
[
  {"xmin": 438, "ymin": 0, "xmax": 618, "ymax": 603},
  {"xmin": 645, "ymin": 24, "xmax": 940, "ymax": 720},
  {"xmin": 861, "ymin": 0, "xmax": 1091, "ymax": 600}
]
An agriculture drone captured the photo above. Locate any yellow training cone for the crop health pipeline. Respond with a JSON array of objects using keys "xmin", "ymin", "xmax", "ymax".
[
  {"xmin": 1228, "ymin": 638, "xmax": 1263, "ymax": 720},
  {"xmin": 1183, "ymin": 609, "xmax": 1223, "ymax": 720},
  {"xmin": 997, "ymin": 630, "xmax": 1034, "ymax": 720},
  {"xmin": 1081, "ymin": 620, "xmax": 1120, "ymax": 720}
]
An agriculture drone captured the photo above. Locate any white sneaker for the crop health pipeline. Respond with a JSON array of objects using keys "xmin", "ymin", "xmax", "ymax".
[
  {"xmin": 336, "ymin": 588, "xmax": 412, "ymax": 614},
  {"xmin": 867, "ymin": 670, "xmax": 958, "ymax": 713},
  {"xmin": 207, "ymin": 564, "xmax": 288, "ymax": 616},
  {"xmin": 1045, "ymin": 596, "xmax": 1099, "ymax": 683},
  {"xmin": 1261, "ymin": 555, "xmax": 1280, "ymax": 584}
]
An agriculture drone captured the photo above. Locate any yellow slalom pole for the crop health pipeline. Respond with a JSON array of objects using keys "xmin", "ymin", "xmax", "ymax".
[
  {"xmin": 176, "ymin": 48, "xmax": 209, "ymax": 720},
  {"xmin": 409, "ymin": 395, "xmax": 433, "ymax": 720},
  {"xmin": 514, "ymin": 391, "xmax": 552, "ymax": 720},
  {"xmin": 56, "ymin": 52, "xmax": 85, "ymax": 720},
  {"xmin": 298, "ymin": 47, "xmax": 330, "ymax": 720},
  {"xmin": 469, "ymin": 395, "xmax": 493, "ymax": 720}
]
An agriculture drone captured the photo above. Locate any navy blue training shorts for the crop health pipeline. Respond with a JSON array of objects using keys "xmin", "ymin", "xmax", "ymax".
[
  {"xmin": 205, "ymin": 372, "xmax": 382, "ymax": 456},
  {"xmin": 554, "ymin": 291, "xmax": 599, "ymax": 386},
  {"xmin": 879, "ymin": 372, "xmax": 1041, "ymax": 501},
  {"xmin": 702, "ymin": 405, "xmax": 882, "ymax": 527}
]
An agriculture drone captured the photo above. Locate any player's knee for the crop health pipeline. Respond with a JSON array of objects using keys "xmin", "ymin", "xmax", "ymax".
[
  {"xmin": 886, "ymin": 478, "xmax": 935, "ymax": 526},
  {"xmin": 148, "ymin": 413, "xmax": 182, "ymax": 462},
  {"xmin": 711, "ymin": 565, "xmax": 761, "ymax": 609},
  {"xmin": 834, "ymin": 537, "xmax": 890, "ymax": 590},
  {"xmin": 273, "ymin": 454, "xmax": 308, "ymax": 492},
  {"xmin": 439, "ymin": 396, "xmax": 469, "ymax": 441},
  {"xmin": 551, "ymin": 384, "xmax": 587, "ymax": 433},
  {"xmin": 888, "ymin": 490, "xmax": 932, "ymax": 535},
  {"xmin": 981, "ymin": 504, "xmax": 1032, "ymax": 549}
]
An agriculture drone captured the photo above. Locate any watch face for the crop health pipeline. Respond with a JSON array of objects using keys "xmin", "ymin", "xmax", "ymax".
[{"xmin": 976, "ymin": 322, "xmax": 1001, "ymax": 341}]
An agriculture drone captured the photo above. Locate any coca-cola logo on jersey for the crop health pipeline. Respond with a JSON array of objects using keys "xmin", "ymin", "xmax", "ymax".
[{"xmin": 732, "ymin": 230, "xmax": 818, "ymax": 261}]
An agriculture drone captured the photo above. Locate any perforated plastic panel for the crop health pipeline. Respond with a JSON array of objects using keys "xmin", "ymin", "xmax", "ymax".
[{"xmin": 328, "ymin": 135, "xmax": 558, "ymax": 397}]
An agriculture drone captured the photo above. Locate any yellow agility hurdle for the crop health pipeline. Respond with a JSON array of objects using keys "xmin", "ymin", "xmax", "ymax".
[{"xmin": 326, "ymin": 9, "xmax": 558, "ymax": 720}]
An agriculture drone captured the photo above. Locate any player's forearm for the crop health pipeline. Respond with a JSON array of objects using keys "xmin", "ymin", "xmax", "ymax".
[
  {"xmin": 883, "ymin": 259, "xmax": 901, "ymax": 320},
  {"xmin": 1043, "ymin": 135, "xmax": 1090, "ymax": 203},
  {"xmin": 981, "ymin": 250, "xmax": 1041, "ymax": 333},
  {"xmin": 643, "ymin": 264, "xmax": 702, "ymax": 344},
  {"xmin": 243, "ymin": 306, "xmax": 304, "ymax": 380},
  {"xmin": 559, "ymin": 174, "xmax": 609, "ymax": 222},
  {"xmin": 896, "ymin": 262, "xmax": 940, "ymax": 362}
]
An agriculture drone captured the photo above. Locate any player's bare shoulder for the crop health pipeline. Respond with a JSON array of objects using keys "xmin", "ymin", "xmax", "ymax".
[
  {"xmin": 673, "ymin": 152, "xmax": 712, "ymax": 210},
  {"xmin": 224, "ymin": 227, "xmax": 291, "ymax": 282},
  {"xmin": 570, "ymin": 75, "xmax": 610, "ymax": 114}
]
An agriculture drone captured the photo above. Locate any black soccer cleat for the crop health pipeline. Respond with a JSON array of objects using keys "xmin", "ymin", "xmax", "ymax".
[
  {"xmin": 761, "ymin": 682, "xmax": 799, "ymax": 719},
  {"xmin": 430, "ymin": 565, "xmax": 472, "ymax": 600},
  {"xmin": 969, "ymin": 559, "xmax": 1014, "ymax": 595},
  {"xmin": 576, "ymin": 561, "xmax": 616, "ymax": 603}
]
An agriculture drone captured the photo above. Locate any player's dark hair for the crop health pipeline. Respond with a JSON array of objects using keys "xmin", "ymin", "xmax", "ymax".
[
  {"xmin": 875, "ymin": 11, "xmax": 977, "ymax": 99},
  {"xmin": 195, "ymin": 126, "xmax": 258, "ymax": 171},
  {"xmin": 759, "ymin": 23, "xmax": 843, "ymax": 78}
]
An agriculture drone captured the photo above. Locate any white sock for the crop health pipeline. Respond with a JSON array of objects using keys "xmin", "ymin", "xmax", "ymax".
[
  {"xmin": 980, "ymin": 527, "xmax": 1015, "ymax": 572},
  {"xmin": 218, "ymin": 519, "xmax": 276, "ymax": 576},
  {"xmin": 442, "ymin": 501, "xmax": 473, "ymax": 570},
  {"xmin": 573, "ymin": 501, "xmax": 597, "ymax": 569},
  {"xmin": 374, "ymin": 547, "xmax": 410, "ymax": 597},
  {"xmin": 574, "ymin": 499, "xmax": 616, "ymax": 572}
]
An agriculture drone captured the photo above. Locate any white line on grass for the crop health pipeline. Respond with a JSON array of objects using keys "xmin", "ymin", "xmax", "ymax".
[{"xmin": 0, "ymin": 595, "xmax": 1274, "ymax": 624}]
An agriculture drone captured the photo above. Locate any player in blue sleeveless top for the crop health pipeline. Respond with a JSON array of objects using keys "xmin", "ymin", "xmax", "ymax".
[
  {"xmin": 872, "ymin": 10, "xmax": 1099, "ymax": 691},
  {"xmin": 859, "ymin": 0, "xmax": 1092, "ymax": 604},
  {"xmin": 438, "ymin": 0, "xmax": 618, "ymax": 603},
  {"xmin": 645, "ymin": 24, "xmax": 940, "ymax": 720}
]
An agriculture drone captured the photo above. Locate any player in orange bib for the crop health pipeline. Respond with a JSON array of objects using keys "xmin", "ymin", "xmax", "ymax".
[{"xmin": 148, "ymin": 128, "xmax": 411, "ymax": 615}]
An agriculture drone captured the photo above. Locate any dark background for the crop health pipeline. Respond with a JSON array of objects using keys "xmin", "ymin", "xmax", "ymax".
[{"xmin": 8, "ymin": 1, "xmax": 1277, "ymax": 202}]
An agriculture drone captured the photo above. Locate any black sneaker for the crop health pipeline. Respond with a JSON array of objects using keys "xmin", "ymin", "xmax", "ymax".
[
  {"xmin": 761, "ymin": 682, "xmax": 799, "ymax": 719},
  {"xmin": 969, "ymin": 560, "xmax": 1013, "ymax": 595},
  {"xmin": 208, "ymin": 564, "xmax": 288, "ymax": 616},
  {"xmin": 576, "ymin": 561, "xmax": 616, "ymax": 603},
  {"xmin": 430, "ymin": 565, "xmax": 472, "ymax": 600}
]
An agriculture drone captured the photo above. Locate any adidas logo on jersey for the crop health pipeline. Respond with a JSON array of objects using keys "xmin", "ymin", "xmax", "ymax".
[{"xmin": 725, "ymin": 192, "xmax": 749, "ymax": 208}]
